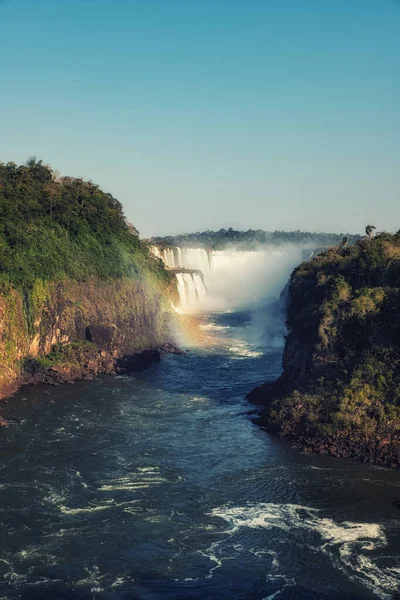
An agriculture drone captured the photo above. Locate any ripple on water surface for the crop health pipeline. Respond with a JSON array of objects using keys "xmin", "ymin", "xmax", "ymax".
[{"xmin": 0, "ymin": 310, "xmax": 399, "ymax": 599}]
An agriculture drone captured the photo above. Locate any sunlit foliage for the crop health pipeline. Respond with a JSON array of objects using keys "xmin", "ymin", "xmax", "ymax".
[
  {"xmin": 268, "ymin": 231, "xmax": 400, "ymax": 437},
  {"xmin": 0, "ymin": 159, "xmax": 167, "ymax": 290}
]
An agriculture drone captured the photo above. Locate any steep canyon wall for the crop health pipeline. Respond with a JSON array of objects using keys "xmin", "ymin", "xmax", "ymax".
[{"xmin": 0, "ymin": 276, "xmax": 177, "ymax": 397}]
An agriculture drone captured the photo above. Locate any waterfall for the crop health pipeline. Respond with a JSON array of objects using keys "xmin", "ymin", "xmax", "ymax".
[
  {"xmin": 151, "ymin": 246, "xmax": 211, "ymax": 273},
  {"xmin": 176, "ymin": 272, "xmax": 207, "ymax": 312},
  {"xmin": 151, "ymin": 245, "xmax": 303, "ymax": 313}
]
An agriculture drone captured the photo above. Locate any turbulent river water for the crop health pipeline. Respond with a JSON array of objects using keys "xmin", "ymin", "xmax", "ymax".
[{"xmin": 0, "ymin": 310, "xmax": 400, "ymax": 600}]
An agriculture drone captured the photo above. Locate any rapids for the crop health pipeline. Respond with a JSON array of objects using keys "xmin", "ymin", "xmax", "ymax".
[{"xmin": 0, "ymin": 309, "xmax": 399, "ymax": 599}]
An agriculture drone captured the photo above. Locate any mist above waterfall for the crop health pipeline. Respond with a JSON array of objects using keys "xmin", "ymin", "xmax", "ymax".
[
  {"xmin": 201, "ymin": 247, "xmax": 301, "ymax": 311},
  {"xmin": 151, "ymin": 244, "xmax": 304, "ymax": 313}
]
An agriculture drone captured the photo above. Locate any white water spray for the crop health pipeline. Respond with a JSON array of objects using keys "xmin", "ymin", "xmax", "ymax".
[{"xmin": 151, "ymin": 244, "xmax": 303, "ymax": 313}]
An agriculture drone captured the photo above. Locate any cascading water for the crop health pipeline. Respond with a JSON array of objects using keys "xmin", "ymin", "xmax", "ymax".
[
  {"xmin": 150, "ymin": 246, "xmax": 211, "ymax": 312},
  {"xmin": 150, "ymin": 246, "xmax": 212, "ymax": 274},
  {"xmin": 176, "ymin": 272, "xmax": 207, "ymax": 312},
  {"xmin": 151, "ymin": 245, "xmax": 303, "ymax": 313}
]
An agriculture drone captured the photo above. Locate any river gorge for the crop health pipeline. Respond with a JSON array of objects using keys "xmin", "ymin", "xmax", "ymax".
[{"xmin": 0, "ymin": 246, "xmax": 399, "ymax": 600}]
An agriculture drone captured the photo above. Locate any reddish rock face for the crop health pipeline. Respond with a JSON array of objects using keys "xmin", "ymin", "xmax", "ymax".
[{"xmin": 0, "ymin": 277, "xmax": 178, "ymax": 399}]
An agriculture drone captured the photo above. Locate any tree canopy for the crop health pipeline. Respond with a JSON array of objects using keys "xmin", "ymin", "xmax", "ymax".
[
  {"xmin": 150, "ymin": 228, "xmax": 362, "ymax": 251},
  {"xmin": 0, "ymin": 159, "xmax": 165, "ymax": 289}
]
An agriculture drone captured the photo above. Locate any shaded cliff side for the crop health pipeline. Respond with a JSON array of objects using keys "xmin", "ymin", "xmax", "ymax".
[
  {"xmin": 0, "ymin": 160, "xmax": 178, "ymax": 399},
  {"xmin": 249, "ymin": 232, "xmax": 400, "ymax": 467}
]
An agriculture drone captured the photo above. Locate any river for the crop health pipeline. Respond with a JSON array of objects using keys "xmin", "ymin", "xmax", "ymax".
[{"xmin": 0, "ymin": 309, "xmax": 399, "ymax": 599}]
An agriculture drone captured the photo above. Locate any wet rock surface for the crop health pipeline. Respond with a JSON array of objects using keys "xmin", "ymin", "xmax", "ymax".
[
  {"xmin": 253, "ymin": 400, "xmax": 400, "ymax": 469},
  {"xmin": 5, "ymin": 341, "xmax": 185, "ymax": 399}
]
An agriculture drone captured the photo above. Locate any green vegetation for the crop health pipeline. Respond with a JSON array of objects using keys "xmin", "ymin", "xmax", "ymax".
[
  {"xmin": 0, "ymin": 158, "xmax": 168, "ymax": 290},
  {"xmin": 261, "ymin": 231, "xmax": 400, "ymax": 440},
  {"xmin": 0, "ymin": 159, "xmax": 177, "ymax": 393},
  {"xmin": 22, "ymin": 341, "xmax": 96, "ymax": 371},
  {"xmin": 151, "ymin": 228, "xmax": 361, "ymax": 250},
  {"xmin": 365, "ymin": 224, "xmax": 376, "ymax": 239}
]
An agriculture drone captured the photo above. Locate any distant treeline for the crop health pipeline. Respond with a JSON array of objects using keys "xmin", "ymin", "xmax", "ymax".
[{"xmin": 150, "ymin": 228, "xmax": 362, "ymax": 250}]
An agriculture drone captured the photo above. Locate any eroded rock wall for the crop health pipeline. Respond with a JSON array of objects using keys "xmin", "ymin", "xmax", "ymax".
[{"xmin": 0, "ymin": 276, "xmax": 176, "ymax": 396}]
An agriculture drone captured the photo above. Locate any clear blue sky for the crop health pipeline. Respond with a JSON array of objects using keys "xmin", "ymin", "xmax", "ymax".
[{"xmin": 1, "ymin": 0, "xmax": 399, "ymax": 237}]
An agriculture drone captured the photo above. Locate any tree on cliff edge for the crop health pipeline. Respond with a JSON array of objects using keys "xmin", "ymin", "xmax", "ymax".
[{"xmin": 366, "ymin": 225, "xmax": 376, "ymax": 239}]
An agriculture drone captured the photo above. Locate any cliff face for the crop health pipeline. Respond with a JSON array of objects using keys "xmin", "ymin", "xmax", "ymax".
[
  {"xmin": 0, "ymin": 160, "xmax": 180, "ymax": 399},
  {"xmin": 249, "ymin": 233, "xmax": 400, "ymax": 466},
  {"xmin": 0, "ymin": 276, "xmax": 177, "ymax": 397}
]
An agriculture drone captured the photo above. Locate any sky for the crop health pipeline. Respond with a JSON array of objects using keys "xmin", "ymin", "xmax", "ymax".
[{"xmin": 0, "ymin": 0, "xmax": 399, "ymax": 237}]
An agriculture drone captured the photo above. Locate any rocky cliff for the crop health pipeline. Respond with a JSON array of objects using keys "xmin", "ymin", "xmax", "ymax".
[
  {"xmin": 0, "ymin": 160, "xmax": 179, "ymax": 402},
  {"xmin": 249, "ymin": 232, "xmax": 400, "ymax": 467},
  {"xmin": 0, "ymin": 276, "xmax": 178, "ymax": 398}
]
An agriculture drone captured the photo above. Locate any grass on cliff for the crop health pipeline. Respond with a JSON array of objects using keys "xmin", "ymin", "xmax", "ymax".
[
  {"xmin": 267, "ymin": 231, "xmax": 400, "ymax": 439},
  {"xmin": 22, "ymin": 341, "xmax": 97, "ymax": 371},
  {"xmin": 0, "ymin": 159, "xmax": 171, "ymax": 291}
]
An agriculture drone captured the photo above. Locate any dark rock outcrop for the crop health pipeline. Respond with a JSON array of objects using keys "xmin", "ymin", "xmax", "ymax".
[
  {"xmin": 85, "ymin": 325, "xmax": 117, "ymax": 348},
  {"xmin": 20, "ymin": 345, "xmax": 165, "ymax": 390}
]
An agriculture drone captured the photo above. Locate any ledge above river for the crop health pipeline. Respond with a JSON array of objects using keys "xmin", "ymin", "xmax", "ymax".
[{"xmin": 249, "ymin": 233, "xmax": 400, "ymax": 468}]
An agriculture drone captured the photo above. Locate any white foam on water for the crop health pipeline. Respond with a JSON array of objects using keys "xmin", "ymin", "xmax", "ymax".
[
  {"xmin": 76, "ymin": 565, "xmax": 103, "ymax": 590},
  {"xmin": 60, "ymin": 503, "xmax": 113, "ymax": 515},
  {"xmin": 16, "ymin": 547, "xmax": 56, "ymax": 562},
  {"xmin": 261, "ymin": 577, "xmax": 297, "ymax": 600},
  {"xmin": 98, "ymin": 483, "xmax": 152, "ymax": 491},
  {"xmin": 199, "ymin": 541, "xmax": 224, "ymax": 580},
  {"xmin": 59, "ymin": 499, "xmax": 141, "ymax": 515},
  {"xmin": 309, "ymin": 466, "xmax": 332, "ymax": 471},
  {"xmin": 1, "ymin": 550, "xmax": 58, "ymax": 590},
  {"xmin": 199, "ymin": 323, "xmax": 231, "ymax": 331},
  {"xmin": 43, "ymin": 490, "xmax": 68, "ymax": 507},
  {"xmin": 208, "ymin": 502, "xmax": 399, "ymax": 599},
  {"xmin": 122, "ymin": 506, "xmax": 144, "ymax": 515},
  {"xmin": 97, "ymin": 469, "xmax": 166, "ymax": 492},
  {"xmin": 137, "ymin": 467, "xmax": 160, "ymax": 473},
  {"xmin": 228, "ymin": 340, "xmax": 264, "ymax": 359},
  {"xmin": 75, "ymin": 470, "xmax": 88, "ymax": 489},
  {"xmin": 263, "ymin": 590, "xmax": 283, "ymax": 600},
  {"xmin": 3, "ymin": 570, "xmax": 30, "ymax": 586},
  {"xmin": 111, "ymin": 576, "xmax": 130, "ymax": 588},
  {"xmin": 187, "ymin": 396, "xmax": 208, "ymax": 404}
]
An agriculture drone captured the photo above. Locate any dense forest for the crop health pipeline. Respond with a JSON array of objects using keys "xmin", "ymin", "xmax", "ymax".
[
  {"xmin": 150, "ymin": 228, "xmax": 362, "ymax": 250},
  {"xmin": 0, "ymin": 158, "xmax": 167, "ymax": 290},
  {"xmin": 249, "ymin": 231, "xmax": 400, "ymax": 464}
]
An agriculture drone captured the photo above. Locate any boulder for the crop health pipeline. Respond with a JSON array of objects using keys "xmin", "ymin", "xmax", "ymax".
[
  {"xmin": 117, "ymin": 349, "xmax": 161, "ymax": 373},
  {"xmin": 86, "ymin": 325, "xmax": 116, "ymax": 349},
  {"xmin": 102, "ymin": 357, "xmax": 115, "ymax": 371}
]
